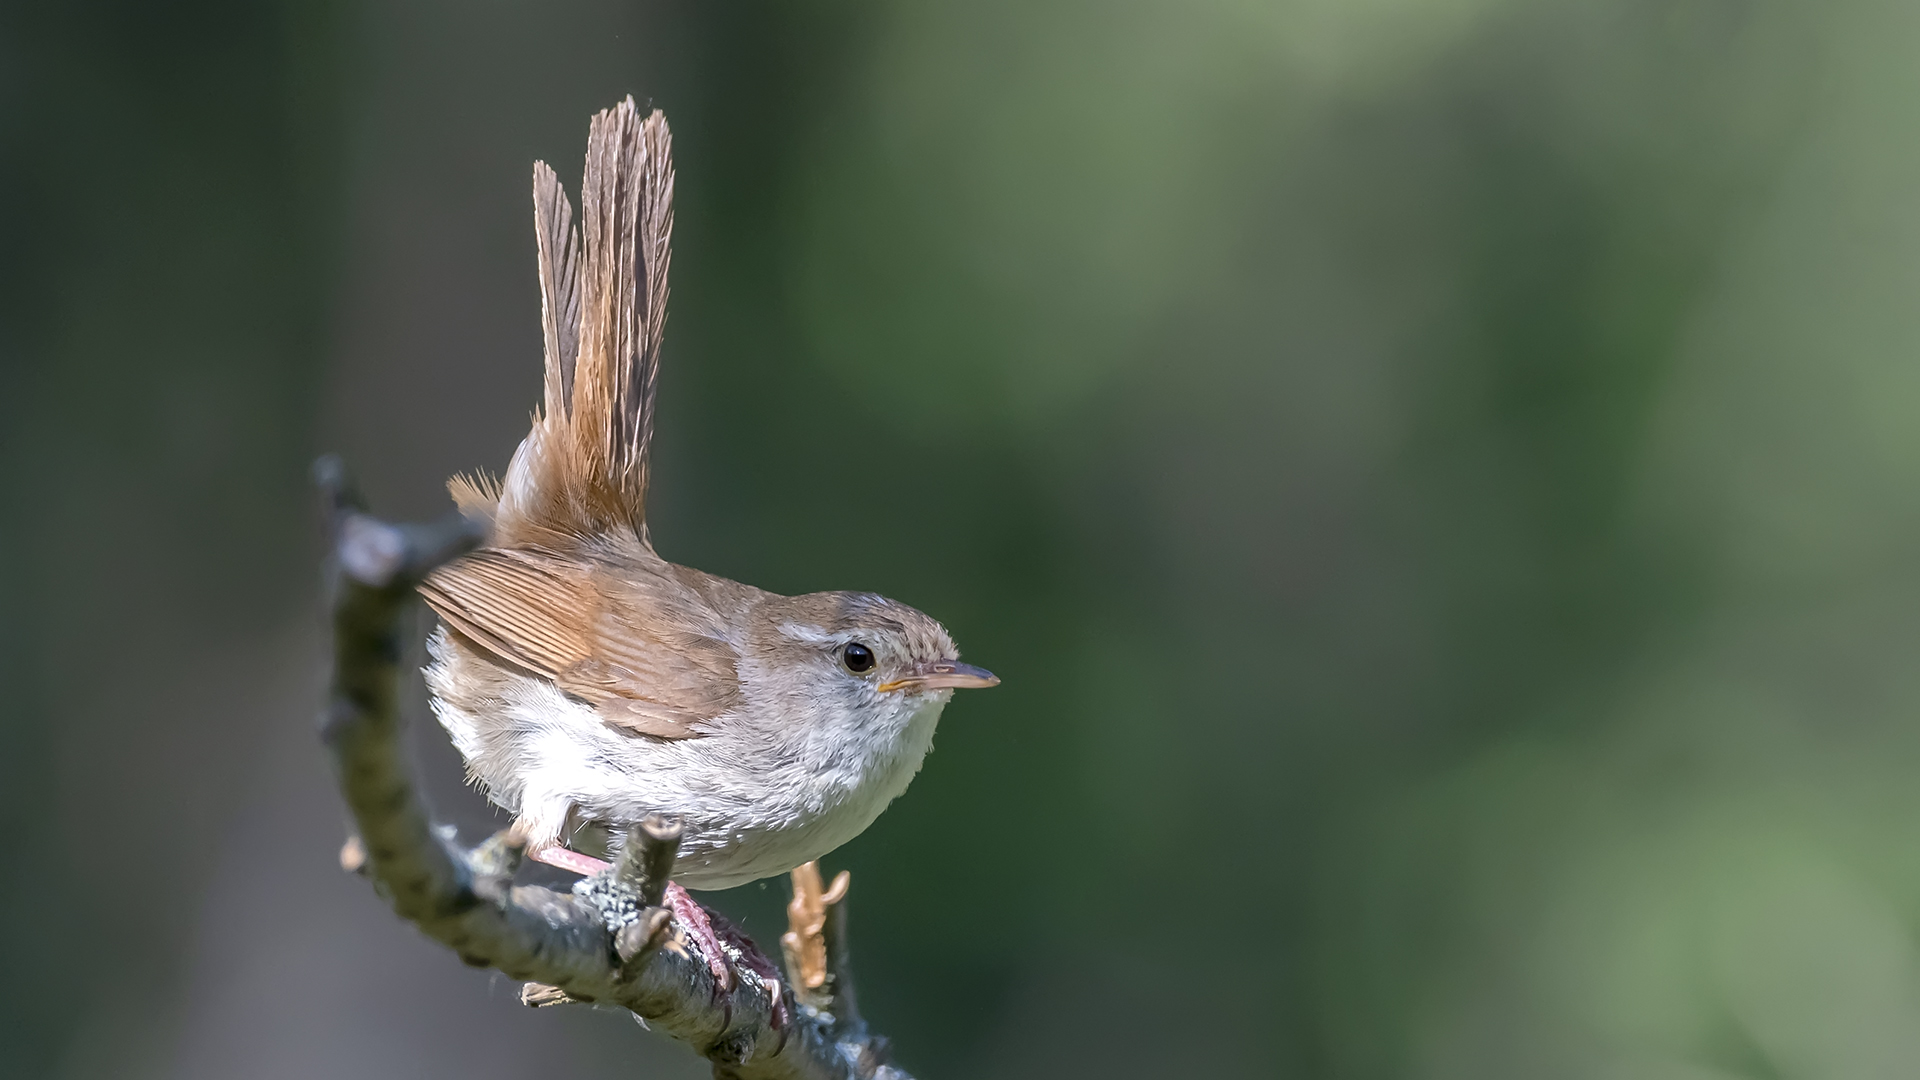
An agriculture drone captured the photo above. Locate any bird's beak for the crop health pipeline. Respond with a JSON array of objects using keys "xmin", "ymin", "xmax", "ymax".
[{"xmin": 878, "ymin": 660, "xmax": 1000, "ymax": 693}]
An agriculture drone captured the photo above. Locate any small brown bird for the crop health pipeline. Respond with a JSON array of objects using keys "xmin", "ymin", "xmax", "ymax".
[{"xmin": 416, "ymin": 98, "xmax": 996, "ymax": 973}]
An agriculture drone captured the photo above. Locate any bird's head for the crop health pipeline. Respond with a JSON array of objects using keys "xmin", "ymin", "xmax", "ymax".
[{"xmin": 744, "ymin": 591, "xmax": 998, "ymax": 737}]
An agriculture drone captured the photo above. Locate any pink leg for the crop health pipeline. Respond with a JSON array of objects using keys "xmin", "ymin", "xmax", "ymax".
[
  {"xmin": 673, "ymin": 888, "xmax": 790, "ymax": 1025},
  {"xmin": 705, "ymin": 905, "xmax": 792, "ymax": 1029},
  {"xmin": 665, "ymin": 882, "xmax": 738, "ymax": 992},
  {"xmin": 528, "ymin": 847, "xmax": 742, "ymax": 998},
  {"xmin": 527, "ymin": 846, "xmax": 787, "ymax": 1026},
  {"xmin": 665, "ymin": 884, "xmax": 791, "ymax": 1025},
  {"xmin": 530, "ymin": 846, "xmax": 612, "ymax": 876}
]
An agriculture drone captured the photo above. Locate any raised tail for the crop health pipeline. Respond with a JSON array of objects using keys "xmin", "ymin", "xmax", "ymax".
[{"xmin": 464, "ymin": 97, "xmax": 674, "ymax": 549}]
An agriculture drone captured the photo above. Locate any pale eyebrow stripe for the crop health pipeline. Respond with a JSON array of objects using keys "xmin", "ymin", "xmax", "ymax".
[{"xmin": 778, "ymin": 622, "xmax": 845, "ymax": 645}]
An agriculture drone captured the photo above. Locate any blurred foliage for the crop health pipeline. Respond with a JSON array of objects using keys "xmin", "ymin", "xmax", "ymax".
[
  {"xmin": 1, "ymin": 3, "xmax": 346, "ymax": 1078},
  {"xmin": 10, "ymin": 0, "xmax": 1920, "ymax": 1077}
]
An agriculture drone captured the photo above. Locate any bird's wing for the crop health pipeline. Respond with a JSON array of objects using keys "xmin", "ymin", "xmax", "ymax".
[{"xmin": 419, "ymin": 548, "xmax": 737, "ymax": 740}]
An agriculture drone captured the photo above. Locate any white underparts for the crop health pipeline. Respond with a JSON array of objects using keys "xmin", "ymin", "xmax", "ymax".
[{"xmin": 423, "ymin": 626, "xmax": 947, "ymax": 890}]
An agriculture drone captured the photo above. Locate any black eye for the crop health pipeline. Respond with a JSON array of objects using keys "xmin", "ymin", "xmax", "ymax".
[{"xmin": 842, "ymin": 642, "xmax": 876, "ymax": 673}]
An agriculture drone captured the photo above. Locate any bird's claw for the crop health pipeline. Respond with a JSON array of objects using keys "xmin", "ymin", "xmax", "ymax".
[
  {"xmin": 664, "ymin": 881, "xmax": 736, "ymax": 992},
  {"xmin": 538, "ymin": 845, "xmax": 789, "ymax": 1030},
  {"xmin": 664, "ymin": 883, "xmax": 791, "ymax": 1030},
  {"xmin": 766, "ymin": 976, "xmax": 792, "ymax": 1032}
]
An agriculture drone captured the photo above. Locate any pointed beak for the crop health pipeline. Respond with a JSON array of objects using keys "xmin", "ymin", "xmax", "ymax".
[{"xmin": 878, "ymin": 660, "xmax": 1000, "ymax": 693}]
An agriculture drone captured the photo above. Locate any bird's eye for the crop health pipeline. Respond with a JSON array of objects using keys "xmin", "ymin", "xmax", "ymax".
[{"xmin": 842, "ymin": 642, "xmax": 876, "ymax": 674}]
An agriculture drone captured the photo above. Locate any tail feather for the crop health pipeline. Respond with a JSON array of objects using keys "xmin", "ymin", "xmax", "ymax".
[
  {"xmin": 484, "ymin": 97, "xmax": 673, "ymax": 549},
  {"xmin": 533, "ymin": 160, "xmax": 582, "ymax": 424}
]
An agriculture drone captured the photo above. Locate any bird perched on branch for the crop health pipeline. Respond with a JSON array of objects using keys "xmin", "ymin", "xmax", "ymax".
[{"xmin": 415, "ymin": 99, "xmax": 996, "ymax": 985}]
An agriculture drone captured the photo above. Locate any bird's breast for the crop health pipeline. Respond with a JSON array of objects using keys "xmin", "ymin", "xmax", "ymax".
[{"xmin": 667, "ymin": 693, "xmax": 950, "ymax": 889}]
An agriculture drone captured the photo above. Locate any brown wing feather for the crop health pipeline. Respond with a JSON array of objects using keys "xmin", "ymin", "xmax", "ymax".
[{"xmin": 420, "ymin": 548, "xmax": 737, "ymax": 740}]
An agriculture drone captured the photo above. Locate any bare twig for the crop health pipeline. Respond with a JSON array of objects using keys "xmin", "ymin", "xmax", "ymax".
[
  {"xmin": 820, "ymin": 880, "xmax": 866, "ymax": 1037},
  {"xmin": 314, "ymin": 456, "xmax": 911, "ymax": 1079},
  {"xmin": 777, "ymin": 864, "xmax": 896, "ymax": 1079},
  {"xmin": 781, "ymin": 863, "xmax": 850, "ymax": 1005},
  {"xmin": 619, "ymin": 814, "xmax": 684, "ymax": 909}
]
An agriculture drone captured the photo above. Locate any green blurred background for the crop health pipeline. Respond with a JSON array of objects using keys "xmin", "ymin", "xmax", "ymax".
[{"xmin": 8, "ymin": 0, "xmax": 1920, "ymax": 1077}]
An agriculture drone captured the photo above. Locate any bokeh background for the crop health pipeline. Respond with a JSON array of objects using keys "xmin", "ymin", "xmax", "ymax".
[{"xmin": 8, "ymin": 0, "xmax": 1920, "ymax": 1076}]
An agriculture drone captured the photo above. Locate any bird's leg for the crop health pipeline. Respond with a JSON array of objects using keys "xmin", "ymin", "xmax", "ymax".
[
  {"xmin": 533, "ymin": 845, "xmax": 778, "ymax": 1018},
  {"xmin": 698, "ymin": 896, "xmax": 792, "ymax": 1029},
  {"xmin": 660, "ymin": 884, "xmax": 788, "ymax": 1024},
  {"xmin": 661, "ymin": 880, "xmax": 737, "ymax": 992},
  {"xmin": 530, "ymin": 845, "xmax": 612, "ymax": 876}
]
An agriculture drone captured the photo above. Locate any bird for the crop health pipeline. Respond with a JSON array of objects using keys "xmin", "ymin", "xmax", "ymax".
[{"xmin": 413, "ymin": 99, "xmax": 996, "ymax": 986}]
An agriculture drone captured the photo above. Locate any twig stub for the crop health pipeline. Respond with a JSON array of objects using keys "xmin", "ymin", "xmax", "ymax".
[
  {"xmin": 520, "ymin": 982, "xmax": 579, "ymax": 1008},
  {"xmin": 339, "ymin": 835, "xmax": 367, "ymax": 875},
  {"xmin": 616, "ymin": 813, "xmax": 683, "ymax": 909},
  {"xmin": 615, "ymin": 907, "xmax": 674, "ymax": 965}
]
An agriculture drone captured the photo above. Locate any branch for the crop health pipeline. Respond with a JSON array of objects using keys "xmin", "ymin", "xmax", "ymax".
[{"xmin": 314, "ymin": 456, "xmax": 910, "ymax": 1079}]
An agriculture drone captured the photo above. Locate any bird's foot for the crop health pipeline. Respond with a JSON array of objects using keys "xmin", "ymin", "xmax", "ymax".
[
  {"xmin": 679, "ymin": 886, "xmax": 791, "ymax": 1028},
  {"xmin": 661, "ymin": 880, "xmax": 734, "ymax": 990},
  {"xmin": 535, "ymin": 846, "xmax": 788, "ymax": 1027}
]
